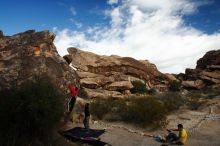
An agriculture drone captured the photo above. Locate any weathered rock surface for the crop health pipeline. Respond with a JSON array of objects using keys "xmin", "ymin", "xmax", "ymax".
[
  {"xmin": 182, "ymin": 50, "xmax": 220, "ymax": 89},
  {"xmin": 165, "ymin": 73, "xmax": 177, "ymax": 81},
  {"xmin": 64, "ymin": 47, "xmax": 171, "ymax": 98},
  {"xmin": 0, "ymin": 30, "xmax": 78, "ymax": 92},
  {"xmin": 182, "ymin": 80, "xmax": 205, "ymax": 89},
  {"xmin": 84, "ymin": 88, "xmax": 124, "ymax": 99},
  {"xmin": 197, "ymin": 50, "xmax": 220, "ymax": 69},
  {"xmin": 105, "ymin": 81, "xmax": 133, "ymax": 91}
]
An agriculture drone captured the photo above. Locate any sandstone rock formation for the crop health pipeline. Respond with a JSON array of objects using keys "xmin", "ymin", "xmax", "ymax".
[
  {"xmin": 0, "ymin": 30, "xmax": 78, "ymax": 93},
  {"xmin": 182, "ymin": 80, "xmax": 205, "ymax": 90},
  {"xmin": 182, "ymin": 50, "xmax": 220, "ymax": 89},
  {"xmin": 64, "ymin": 47, "xmax": 172, "ymax": 98}
]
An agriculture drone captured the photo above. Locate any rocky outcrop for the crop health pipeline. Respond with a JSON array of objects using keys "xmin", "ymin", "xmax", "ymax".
[
  {"xmin": 64, "ymin": 47, "xmax": 171, "ymax": 98},
  {"xmin": 106, "ymin": 81, "xmax": 133, "ymax": 91},
  {"xmin": 197, "ymin": 50, "xmax": 220, "ymax": 69},
  {"xmin": 182, "ymin": 50, "xmax": 220, "ymax": 89},
  {"xmin": 182, "ymin": 80, "xmax": 205, "ymax": 89},
  {"xmin": 84, "ymin": 88, "xmax": 124, "ymax": 99},
  {"xmin": 165, "ymin": 73, "xmax": 177, "ymax": 81},
  {"xmin": 0, "ymin": 30, "xmax": 78, "ymax": 92}
]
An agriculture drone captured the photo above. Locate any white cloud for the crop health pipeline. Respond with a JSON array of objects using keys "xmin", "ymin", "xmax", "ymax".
[
  {"xmin": 69, "ymin": 18, "xmax": 82, "ymax": 28},
  {"xmin": 54, "ymin": 0, "xmax": 220, "ymax": 73},
  {"xmin": 70, "ymin": 6, "xmax": 77, "ymax": 15},
  {"xmin": 107, "ymin": 0, "xmax": 119, "ymax": 5}
]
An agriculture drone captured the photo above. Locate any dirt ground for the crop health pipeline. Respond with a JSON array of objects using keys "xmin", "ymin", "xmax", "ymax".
[
  {"xmin": 90, "ymin": 119, "xmax": 220, "ymax": 146},
  {"xmin": 65, "ymin": 98, "xmax": 220, "ymax": 146}
]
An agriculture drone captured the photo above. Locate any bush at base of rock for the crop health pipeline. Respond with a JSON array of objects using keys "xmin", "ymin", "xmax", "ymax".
[
  {"xmin": 159, "ymin": 92, "xmax": 186, "ymax": 112},
  {"xmin": 169, "ymin": 80, "xmax": 181, "ymax": 91},
  {"xmin": 0, "ymin": 78, "xmax": 64, "ymax": 146},
  {"xmin": 90, "ymin": 97, "xmax": 113, "ymax": 119},
  {"xmin": 77, "ymin": 88, "xmax": 89, "ymax": 98},
  {"xmin": 147, "ymin": 88, "xmax": 156, "ymax": 95},
  {"xmin": 120, "ymin": 97, "xmax": 167, "ymax": 128},
  {"xmin": 90, "ymin": 96, "xmax": 167, "ymax": 128},
  {"xmin": 130, "ymin": 80, "xmax": 148, "ymax": 94}
]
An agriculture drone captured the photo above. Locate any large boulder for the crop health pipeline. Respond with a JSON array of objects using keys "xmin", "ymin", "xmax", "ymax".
[
  {"xmin": 64, "ymin": 47, "xmax": 170, "ymax": 96},
  {"xmin": 0, "ymin": 30, "xmax": 78, "ymax": 98}
]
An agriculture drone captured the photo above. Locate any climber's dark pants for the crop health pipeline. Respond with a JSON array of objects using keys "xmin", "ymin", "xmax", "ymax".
[
  {"xmin": 83, "ymin": 116, "xmax": 90, "ymax": 129},
  {"xmin": 68, "ymin": 96, "xmax": 76, "ymax": 112}
]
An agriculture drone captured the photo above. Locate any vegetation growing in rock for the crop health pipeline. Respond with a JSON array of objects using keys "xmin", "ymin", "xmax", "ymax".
[
  {"xmin": 0, "ymin": 78, "xmax": 64, "ymax": 146},
  {"xmin": 130, "ymin": 80, "xmax": 148, "ymax": 94},
  {"xmin": 169, "ymin": 80, "xmax": 181, "ymax": 91},
  {"xmin": 147, "ymin": 88, "xmax": 157, "ymax": 95},
  {"xmin": 77, "ymin": 88, "xmax": 88, "ymax": 98}
]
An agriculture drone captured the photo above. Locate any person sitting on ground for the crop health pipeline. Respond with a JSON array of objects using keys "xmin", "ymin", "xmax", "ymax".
[
  {"xmin": 166, "ymin": 124, "xmax": 187, "ymax": 145},
  {"xmin": 65, "ymin": 79, "xmax": 80, "ymax": 115},
  {"xmin": 83, "ymin": 103, "xmax": 90, "ymax": 129}
]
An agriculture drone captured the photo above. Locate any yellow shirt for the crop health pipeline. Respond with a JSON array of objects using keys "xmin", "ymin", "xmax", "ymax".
[{"xmin": 179, "ymin": 128, "xmax": 187, "ymax": 144}]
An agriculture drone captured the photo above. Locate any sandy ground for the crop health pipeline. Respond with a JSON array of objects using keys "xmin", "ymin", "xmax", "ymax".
[
  {"xmin": 89, "ymin": 120, "xmax": 220, "ymax": 146},
  {"xmin": 65, "ymin": 98, "xmax": 220, "ymax": 146}
]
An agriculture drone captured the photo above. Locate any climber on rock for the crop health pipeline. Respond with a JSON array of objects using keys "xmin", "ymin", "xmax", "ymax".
[{"xmin": 65, "ymin": 79, "xmax": 80, "ymax": 115}]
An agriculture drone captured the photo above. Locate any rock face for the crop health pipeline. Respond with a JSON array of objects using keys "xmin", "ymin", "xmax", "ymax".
[
  {"xmin": 182, "ymin": 80, "xmax": 205, "ymax": 90},
  {"xmin": 182, "ymin": 50, "xmax": 220, "ymax": 89},
  {"xmin": 0, "ymin": 30, "xmax": 78, "ymax": 92},
  {"xmin": 64, "ymin": 47, "xmax": 171, "ymax": 98}
]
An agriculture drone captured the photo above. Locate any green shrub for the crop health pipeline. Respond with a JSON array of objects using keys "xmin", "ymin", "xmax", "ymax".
[
  {"xmin": 130, "ymin": 80, "xmax": 147, "ymax": 94},
  {"xmin": 91, "ymin": 96, "xmax": 167, "ymax": 128},
  {"xmin": 147, "ymin": 88, "xmax": 156, "ymax": 95},
  {"xmin": 120, "ymin": 97, "xmax": 167, "ymax": 127},
  {"xmin": 158, "ymin": 76, "xmax": 166, "ymax": 81},
  {"xmin": 77, "ymin": 88, "xmax": 88, "ymax": 98},
  {"xmin": 159, "ymin": 92, "xmax": 185, "ymax": 112},
  {"xmin": 169, "ymin": 80, "xmax": 181, "ymax": 91},
  {"xmin": 0, "ymin": 78, "xmax": 64, "ymax": 146},
  {"xmin": 90, "ymin": 98, "xmax": 112, "ymax": 119}
]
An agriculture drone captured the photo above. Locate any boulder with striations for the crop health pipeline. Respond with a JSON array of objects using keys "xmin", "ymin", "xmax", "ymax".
[
  {"xmin": 182, "ymin": 49, "xmax": 220, "ymax": 89},
  {"xmin": 0, "ymin": 30, "xmax": 78, "ymax": 90},
  {"xmin": 64, "ymin": 47, "xmax": 172, "ymax": 98}
]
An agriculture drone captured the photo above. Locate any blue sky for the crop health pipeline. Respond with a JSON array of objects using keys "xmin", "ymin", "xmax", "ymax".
[
  {"xmin": 1, "ymin": 0, "xmax": 220, "ymax": 35},
  {"xmin": 1, "ymin": 0, "xmax": 220, "ymax": 73},
  {"xmin": 0, "ymin": 0, "xmax": 110, "ymax": 35}
]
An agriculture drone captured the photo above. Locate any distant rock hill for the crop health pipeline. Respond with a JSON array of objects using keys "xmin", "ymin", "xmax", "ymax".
[
  {"xmin": 181, "ymin": 49, "xmax": 220, "ymax": 89},
  {"xmin": 0, "ymin": 30, "xmax": 78, "ymax": 91},
  {"xmin": 64, "ymin": 47, "xmax": 175, "ymax": 98}
]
